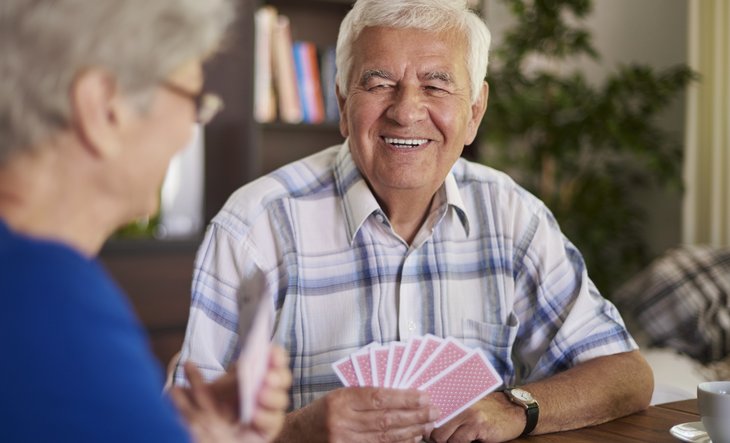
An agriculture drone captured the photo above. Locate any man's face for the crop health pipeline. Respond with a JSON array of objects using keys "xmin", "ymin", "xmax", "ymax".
[{"xmin": 339, "ymin": 26, "xmax": 487, "ymax": 204}]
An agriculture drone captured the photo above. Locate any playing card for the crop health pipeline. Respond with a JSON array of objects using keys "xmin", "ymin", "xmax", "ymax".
[
  {"xmin": 392, "ymin": 337, "xmax": 422, "ymax": 388},
  {"xmin": 419, "ymin": 349, "xmax": 502, "ymax": 428},
  {"xmin": 332, "ymin": 355, "xmax": 359, "ymax": 387},
  {"xmin": 404, "ymin": 338, "xmax": 469, "ymax": 389},
  {"xmin": 351, "ymin": 348, "xmax": 374, "ymax": 386},
  {"xmin": 237, "ymin": 294, "xmax": 272, "ymax": 423},
  {"xmin": 384, "ymin": 342, "xmax": 406, "ymax": 388},
  {"xmin": 370, "ymin": 345, "xmax": 390, "ymax": 387},
  {"xmin": 398, "ymin": 334, "xmax": 442, "ymax": 388}
]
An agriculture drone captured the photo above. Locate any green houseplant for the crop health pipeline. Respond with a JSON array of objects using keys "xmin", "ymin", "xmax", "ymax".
[{"xmin": 479, "ymin": 0, "xmax": 695, "ymax": 295}]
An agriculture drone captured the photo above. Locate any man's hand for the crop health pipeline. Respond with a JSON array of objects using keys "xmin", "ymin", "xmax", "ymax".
[
  {"xmin": 425, "ymin": 392, "xmax": 524, "ymax": 443},
  {"xmin": 170, "ymin": 346, "xmax": 292, "ymax": 443},
  {"xmin": 428, "ymin": 350, "xmax": 654, "ymax": 443},
  {"xmin": 278, "ymin": 387, "xmax": 439, "ymax": 443}
]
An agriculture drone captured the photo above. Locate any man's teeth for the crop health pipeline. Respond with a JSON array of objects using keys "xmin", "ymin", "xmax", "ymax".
[{"xmin": 384, "ymin": 137, "xmax": 428, "ymax": 147}]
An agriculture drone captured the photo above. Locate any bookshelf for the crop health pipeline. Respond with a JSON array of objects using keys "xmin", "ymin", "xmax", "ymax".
[
  {"xmin": 255, "ymin": 0, "xmax": 351, "ymax": 175},
  {"xmin": 100, "ymin": 0, "xmax": 352, "ymax": 367}
]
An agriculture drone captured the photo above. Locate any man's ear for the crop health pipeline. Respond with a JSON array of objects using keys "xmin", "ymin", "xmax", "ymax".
[
  {"xmin": 69, "ymin": 68, "xmax": 126, "ymax": 159},
  {"xmin": 465, "ymin": 81, "xmax": 489, "ymax": 145},
  {"xmin": 336, "ymin": 84, "xmax": 349, "ymax": 138}
]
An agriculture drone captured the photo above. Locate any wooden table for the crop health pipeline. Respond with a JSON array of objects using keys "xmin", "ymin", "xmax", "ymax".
[{"xmin": 511, "ymin": 399, "xmax": 699, "ymax": 442}]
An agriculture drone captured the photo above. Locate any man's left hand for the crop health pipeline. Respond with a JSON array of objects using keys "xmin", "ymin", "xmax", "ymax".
[{"xmin": 425, "ymin": 392, "xmax": 524, "ymax": 443}]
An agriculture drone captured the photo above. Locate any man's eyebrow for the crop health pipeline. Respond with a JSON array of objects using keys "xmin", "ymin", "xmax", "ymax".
[
  {"xmin": 359, "ymin": 69, "xmax": 393, "ymax": 84},
  {"xmin": 424, "ymin": 71, "xmax": 454, "ymax": 83}
]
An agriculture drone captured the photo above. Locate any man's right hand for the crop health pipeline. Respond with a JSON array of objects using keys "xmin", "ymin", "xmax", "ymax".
[{"xmin": 277, "ymin": 387, "xmax": 439, "ymax": 443}]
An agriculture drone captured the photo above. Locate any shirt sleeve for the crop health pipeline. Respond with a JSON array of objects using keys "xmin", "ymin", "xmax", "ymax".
[
  {"xmin": 175, "ymin": 219, "xmax": 273, "ymax": 385},
  {"xmin": 510, "ymin": 203, "xmax": 637, "ymax": 383}
]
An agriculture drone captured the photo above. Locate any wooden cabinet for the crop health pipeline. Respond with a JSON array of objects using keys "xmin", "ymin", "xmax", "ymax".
[
  {"xmin": 101, "ymin": 0, "xmax": 351, "ymax": 367},
  {"xmin": 100, "ymin": 239, "xmax": 198, "ymax": 367}
]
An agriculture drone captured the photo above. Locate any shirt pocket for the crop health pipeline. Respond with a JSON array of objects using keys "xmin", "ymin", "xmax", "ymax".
[{"xmin": 460, "ymin": 315, "xmax": 518, "ymax": 386}]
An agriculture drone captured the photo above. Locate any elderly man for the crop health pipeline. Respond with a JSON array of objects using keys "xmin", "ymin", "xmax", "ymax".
[
  {"xmin": 176, "ymin": 0, "xmax": 653, "ymax": 442},
  {"xmin": 0, "ymin": 1, "xmax": 291, "ymax": 442}
]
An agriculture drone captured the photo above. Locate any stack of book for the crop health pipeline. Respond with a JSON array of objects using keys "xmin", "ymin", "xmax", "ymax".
[{"xmin": 254, "ymin": 6, "xmax": 339, "ymax": 125}]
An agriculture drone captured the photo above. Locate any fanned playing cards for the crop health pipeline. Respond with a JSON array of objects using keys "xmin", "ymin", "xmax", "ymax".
[{"xmin": 331, "ymin": 334, "xmax": 502, "ymax": 427}]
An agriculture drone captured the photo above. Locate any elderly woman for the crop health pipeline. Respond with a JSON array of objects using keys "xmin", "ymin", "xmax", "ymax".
[{"xmin": 0, "ymin": 1, "xmax": 290, "ymax": 442}]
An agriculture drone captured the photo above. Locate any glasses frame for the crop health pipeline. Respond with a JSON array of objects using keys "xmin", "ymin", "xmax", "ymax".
[{"xmin": 159, "ymin": 80, "xmax": 224, "ymax": 125}]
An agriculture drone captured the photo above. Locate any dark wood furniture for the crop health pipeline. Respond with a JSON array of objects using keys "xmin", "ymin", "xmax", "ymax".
[
  {"xmin": 99, "ymin": 239, "xmax": 199, "ymax": 368},
  {"xmin": 512, "ymin": 399, "xmax": 699, "ymax": 442}
]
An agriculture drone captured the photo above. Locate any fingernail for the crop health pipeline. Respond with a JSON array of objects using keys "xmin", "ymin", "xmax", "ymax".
[{"xmin": 428, "ymin": 407, "xmax": 440, "ymax": 421}]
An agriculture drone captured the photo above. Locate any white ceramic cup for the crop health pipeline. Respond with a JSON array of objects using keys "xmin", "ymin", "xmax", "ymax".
[{"xmin": 698, "ymin": 381, "xmax": 730, "ymax": 443}]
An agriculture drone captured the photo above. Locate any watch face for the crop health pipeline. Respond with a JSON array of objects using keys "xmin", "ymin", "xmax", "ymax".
[{"xmin": 511, "ymin": 388, "xmax": 534, "ymax": 403}]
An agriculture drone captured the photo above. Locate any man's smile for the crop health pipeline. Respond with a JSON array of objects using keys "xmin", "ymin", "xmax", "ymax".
[{"xmin": 382, "ymin": 136, "xmax": 431, "ymax": 149}]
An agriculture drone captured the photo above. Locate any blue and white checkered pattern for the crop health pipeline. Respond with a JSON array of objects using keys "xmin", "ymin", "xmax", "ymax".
[{"xmin": 174, "ymin": 142, "xmax": 636, "ymax": 409}]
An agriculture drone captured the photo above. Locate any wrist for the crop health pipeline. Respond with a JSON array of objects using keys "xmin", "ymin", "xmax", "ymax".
[{"xmin": 503, "ymin": 387, "xmax": 539, "ymax": 436}]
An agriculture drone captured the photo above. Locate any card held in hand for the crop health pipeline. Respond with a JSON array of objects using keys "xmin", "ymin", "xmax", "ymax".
[
  {"xmin": 237, "ymin": 293, "xmax": 272, "ymax": 424},
  {"xmin": 419, "ymin": 349, "xmax": 502, "ymax": 428}
]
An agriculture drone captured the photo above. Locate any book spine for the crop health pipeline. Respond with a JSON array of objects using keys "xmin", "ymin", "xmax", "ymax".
[
  {"xmin": 253, "ymin": 6, "xmax": 277, "ymax": 123},
  {"xmin": 272, "ymin": 15, "xmax": 302, "ymax": 123},
  {"xmin": 293, "ymin": 42, "xmax": 311, "ymax": 123},
  {"xmin": 305, "ymin": 43, "xmax": 326, "ymax": 124}
]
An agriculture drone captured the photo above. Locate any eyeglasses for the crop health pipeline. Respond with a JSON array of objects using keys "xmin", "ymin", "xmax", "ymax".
[{"xmin": 159, "ymin": 80, "xmax": 224, "ymax": 125}]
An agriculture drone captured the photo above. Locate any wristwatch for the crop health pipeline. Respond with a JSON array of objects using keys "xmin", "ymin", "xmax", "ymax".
[{"xmin": 503, "ymin": 387, "xmax": 539, "ymax": 436}]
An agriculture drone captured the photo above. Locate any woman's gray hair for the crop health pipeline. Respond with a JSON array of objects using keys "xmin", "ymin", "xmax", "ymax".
[
  {"xmin": 0, "ymin": 0, "xmax": 235, "ymax": 162},
  {"xmin": 335, "ymin": 0, "xmax": 491, "ymax": 103}
]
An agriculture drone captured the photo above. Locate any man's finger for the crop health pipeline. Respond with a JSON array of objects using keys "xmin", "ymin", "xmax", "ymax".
[
  {"xmin": 346, "ymin": 404, "xmax": 439, "ymax": 432},
  {"xmin": 350, "ymin": 387, "xmax": 432, "ymax": 411},
  {"xmin": 354, "ymin": 421, "xmax": 435, "ymax": 443}
]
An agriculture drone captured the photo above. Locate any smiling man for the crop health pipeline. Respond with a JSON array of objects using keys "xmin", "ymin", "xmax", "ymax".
[{"xmin": 175, "ymin": 0, "xmax": 653, "ymax": 442}]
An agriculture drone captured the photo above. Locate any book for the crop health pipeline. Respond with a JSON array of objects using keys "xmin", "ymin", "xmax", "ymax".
[
  {"xmin": 271, "ymin": 14, "xmax": 302, "ymax": 123},
  {"xmin": 253, "ymin": 6, "xmax": 277, "ymax": 123},
  {"xmin": 293, "ymin": 41, "xmax": 325, "ymax": 124}
]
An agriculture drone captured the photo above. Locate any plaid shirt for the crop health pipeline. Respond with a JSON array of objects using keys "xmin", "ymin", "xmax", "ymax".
[{"xmin": 175, "ymin": 142, "xmax": 636, "ymax": 409}]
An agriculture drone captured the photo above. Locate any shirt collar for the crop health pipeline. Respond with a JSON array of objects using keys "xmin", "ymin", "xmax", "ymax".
[
  {"xmin": 334, "ymin": 141, "xmax": 381, "ymax": 243},
  {"xmin": 442, "ymin": 170, "xmax": 471, "ymax": 237},
  {"xmin": 334, "ymin": 142, "xmax": 471, "ymax": 243}
]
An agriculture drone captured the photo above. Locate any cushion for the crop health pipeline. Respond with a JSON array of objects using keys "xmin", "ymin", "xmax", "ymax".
[{"xmin": 613, "ymin": 245, "xmax": 730, "ymax": 364}]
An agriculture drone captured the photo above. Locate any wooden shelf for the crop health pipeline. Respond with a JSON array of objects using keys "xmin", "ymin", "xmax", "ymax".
[{"xmin": 261, "ymin": 121, "xmax": 340, "ymax": 132}]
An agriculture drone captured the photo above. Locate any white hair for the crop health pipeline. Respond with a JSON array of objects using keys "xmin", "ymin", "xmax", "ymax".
[
  {"xmin": 335, "ymin": 0, "xmax": 491, "ymax": 103},
  {"xmin": 0, "ymin": 0, "xmax": 235, "ymax": 163}
]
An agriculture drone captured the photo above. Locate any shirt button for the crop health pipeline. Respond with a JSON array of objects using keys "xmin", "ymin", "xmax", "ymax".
[
  {"xmin": 375, "ymin": 213, "xmax": 385, "ymax": 223},
  {"xmin": 408, "ymin": 321, "xmax": 416, "ymax": 332}
]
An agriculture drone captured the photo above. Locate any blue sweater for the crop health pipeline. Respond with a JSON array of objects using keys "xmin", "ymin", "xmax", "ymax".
[{"xmin": 0, "ymin": 220, "xmax": 190, "ymax": 442}]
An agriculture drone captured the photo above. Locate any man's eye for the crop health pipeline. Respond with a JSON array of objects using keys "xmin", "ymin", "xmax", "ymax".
[
  {"xmin": 425, "ymin": 85, "xmax": 448, "ymax": 94},
  {"xmin": 368, "ymin": 84, "xmax": 392, "ymax": 91}
]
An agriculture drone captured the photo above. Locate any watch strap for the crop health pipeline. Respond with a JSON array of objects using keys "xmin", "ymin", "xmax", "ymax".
[{"xmin": 522, "ymin": 401, "xmax": 538, "ymax": 436}]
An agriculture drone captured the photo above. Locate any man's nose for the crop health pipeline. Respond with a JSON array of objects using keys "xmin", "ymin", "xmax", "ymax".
[{"xmin": 386, "ymin": 86, "xmax": 427, "ymax": 125}]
